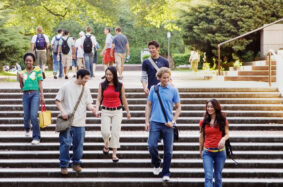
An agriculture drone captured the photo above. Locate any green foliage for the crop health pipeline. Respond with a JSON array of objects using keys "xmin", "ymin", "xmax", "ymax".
[
  {"xmin": 181, "ymin": 0, "xmax": 283, "ymax": 65},
  {"xmin": 172, "ymin": 53, "xmax": 190, "ymax": 66},
  {"xmin": 141, "ymin": 54, "xmax": 151, "ymax": 62}
]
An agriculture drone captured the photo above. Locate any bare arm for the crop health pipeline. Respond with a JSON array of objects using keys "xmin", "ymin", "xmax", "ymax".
[
  {"xmin": 121, "ymin": 84, "xmax": 130, "ymax": 119},
  {"xmin": 126, "ymin": 43, "xmax": 130, "ymax": 56},
  {"xmin": 38, "ymin": 80, "xmax": 45, "ymax": 105},
  {"xmin": 145, "ymin": 101, "xmax": 152, "ymax": 131},
  {"xmin": 110, "ymin": 43, "xmax": 115, "ymax": 57},
  {"xmin": 55, "ymin": 100, "xmax": 68, "ymax": 119},
  {"xmin": 218, "ymin": 123, "xmax": 229, "ymax": 149},
  {"xmin": 95, "ymin": 84, "xmax": 102, "ymax": 117},
  {"xmin": 199, "ymin": 126, "xmax": 204, "ymax": 158},
  {"xmin": 31, "ymin": 43, "xmax": 35, "ymax": 52},
  {"xmin": 18, "ymin": 74, "xmax": 23, "ymax": 90}
]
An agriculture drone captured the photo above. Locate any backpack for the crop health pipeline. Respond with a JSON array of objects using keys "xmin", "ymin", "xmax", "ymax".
[
  {"xmin": 100, "ymin": 82, "xmax": 124, "ymax": 109},
  {"xmin": 35, "ymin": 34, "xmax": 46, "ymax": 50},
  {"xmin": 52, "ymin": 36, "xmax": 61, "ymax": 53},
  {"xmin": 83, "ymin": 35, "xmax": 93, "ymax": 53},
  {"xmin": 61, "ymin": 37, "xmax": 70, "ymax": 55}
]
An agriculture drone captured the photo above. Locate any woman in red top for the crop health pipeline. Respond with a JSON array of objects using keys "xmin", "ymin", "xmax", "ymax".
[
  {"xmin": 96, "ymin": 66, "xmax": 130, "ymax": 162},
  {"xmin": 199, "ymin": 99, "xmax": 229, "ymax": 187}
]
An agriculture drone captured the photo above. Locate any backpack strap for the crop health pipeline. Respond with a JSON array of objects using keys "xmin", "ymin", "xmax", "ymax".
[
  {"xmin": 148, "ymin": 57, "xmax": 159, "ymax": 72},
  {"xmin": 154, "ymin": 85, "xmax": 168, "ymax": 123}
]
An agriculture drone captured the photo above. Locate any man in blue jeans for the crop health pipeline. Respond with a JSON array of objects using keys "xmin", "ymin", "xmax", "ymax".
[
  {"xmin": 145, "ymin": 67, "xmax": 181, "ymax": 182},
  {"xmin": 55, "ymin": 69, "xmax": 96, "ymax": 175},
  {"xmin": 51, "ymin": 29, "xmax": 63, "ymax": 79}
]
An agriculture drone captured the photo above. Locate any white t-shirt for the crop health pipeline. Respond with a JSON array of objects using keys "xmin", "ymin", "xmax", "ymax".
[
  {"xmin": 81, "ymin": 33, "xmax": 97, "ymax": 53},
  {"xmin": 55, "ymin": 81, "xmax": 93, "ymax": 127},
  {"xmin": 51, "ymin": 34, "xmax": 62, "ymax": 45},
  {"xmin": 75, "ymin": 38, "xmax": 84, "ymax": 58},
  {"xmin": 59, "ymin": 36, "xmax": 75, "ymax": 55},
  {"xmin": 105, "ymin": 33, "xmax": 113, "ymax": 49},
  {"xmin": 31, "ymin": 34, "xmax": 49, "ymax": 44}
]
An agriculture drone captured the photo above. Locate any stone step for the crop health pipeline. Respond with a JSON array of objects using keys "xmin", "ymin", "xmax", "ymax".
[
  {"xmin": 1, "ymin": 98, "xmax": 282, "ymax": 105},
  {"xmin": 1, "ymin": 123, "xmax": 282, "ymax": 131},
  {"xmin": 224, "ymin": 76, "xmax": 276, "ymax": 82},
  {"xmin": 238, "ymin": 70, "xmax": 276, "ymax": 76},
  {"xmin": 1, "ymin": 104, "xmax": 283, "ymax": 111},
  {"xmin": 0, "ymin": 142, "xmax": 281, "ymax": 151},
  {"xmin": 229, "ymin": 65, "xmax": 276, "ymax": 71},
  {"xmin": 1, "ymin": 117, "xmax": 282, "ymax": 124},
  {"xmin": 1, "ymin": 159, "xmax": 282, "ymax": 169},
  {"xmin": 1, "ymin": 177, "xmax": 283, "ymax": 187},
  {"xmin": 0, "ymin": 150, "xmax": 282, "ymax": 159},
  {"xmin": 0, "ymin": 168, "xmax": 283, "ymax": 178},
  {"xmin": 243, "ymin": 60, "xmax": 276, "ymax": 66}
]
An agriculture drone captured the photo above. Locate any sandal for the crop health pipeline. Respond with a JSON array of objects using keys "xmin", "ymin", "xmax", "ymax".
[
  {"xmin": 103, "ymin": 147, "xmax": 109, "ymax": 155},
  {"xmin": 112, "ymin": 156, "xmax": 119, "ymax": 163}
]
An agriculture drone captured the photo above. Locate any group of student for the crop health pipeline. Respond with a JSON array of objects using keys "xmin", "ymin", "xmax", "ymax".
[
  {"xmin": 20, "ymin": 39, "xmax": 229, "ymax": 186},
  {"xmin": 30, "ymin": 26, "xmax": 129, "ymax": 80}
]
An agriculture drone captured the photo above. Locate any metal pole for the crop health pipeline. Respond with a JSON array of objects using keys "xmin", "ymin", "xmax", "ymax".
[
  {"xmin": 269, "ymin": 52, "xmax": 271, "ymax": 86},
  {"xmin": 217, "ymin": 45, "xmax": 221, "ymax": 75},
  {"xmin": 168, "ymin": 37, "xmax": 170, "ymax": 60}
]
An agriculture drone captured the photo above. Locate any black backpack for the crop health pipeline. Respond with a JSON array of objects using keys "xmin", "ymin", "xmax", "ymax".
[
  {"xmin": 83, "ymin": 35, "xmax": 92, "ymax": 53},
  {"xmin": 61, "ymin": 37, "xmax": 70, "ymax": 55},
  {"xmin": 35, "ymin": 34, "xmax": 46, "ymax": 50}
]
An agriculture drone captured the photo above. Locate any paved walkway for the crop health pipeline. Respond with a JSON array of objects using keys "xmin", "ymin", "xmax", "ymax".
[{"xmin": 0, "ymin": 70, "xmax": 277, "ymax": 89}]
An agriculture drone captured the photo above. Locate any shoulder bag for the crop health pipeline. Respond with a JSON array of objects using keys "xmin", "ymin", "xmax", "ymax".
[{"xmin": 55, "ymin": 86, "xmax": 85, "ymax": 132}]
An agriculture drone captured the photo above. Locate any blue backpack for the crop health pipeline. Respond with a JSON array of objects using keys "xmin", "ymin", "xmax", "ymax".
[{"xmin": 35, "ymin": 34, "xmax": 46, "ymax": 50}]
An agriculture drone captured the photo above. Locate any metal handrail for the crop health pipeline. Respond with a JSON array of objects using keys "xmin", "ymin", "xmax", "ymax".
[{"xmin": 217, "ymin": 18, "xmax": 283, "ymax": 75}]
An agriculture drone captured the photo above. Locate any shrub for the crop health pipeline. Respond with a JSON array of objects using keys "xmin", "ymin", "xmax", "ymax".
[
  {"xmin": 141, "ymin": 54, "xmax": 151, "ymax": 62},
  {"xmin": 172, "ymin": 53, "xmax": 190, "ymax": 66}
]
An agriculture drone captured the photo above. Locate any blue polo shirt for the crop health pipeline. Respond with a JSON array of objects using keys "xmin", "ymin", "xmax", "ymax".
[
  {"xmin": 147, "ymin": 83, "xmax": 180, "ymax": 123},
  {"xmin": 142, "ymin": 56, "xmax": 169, "ymax": 89}
]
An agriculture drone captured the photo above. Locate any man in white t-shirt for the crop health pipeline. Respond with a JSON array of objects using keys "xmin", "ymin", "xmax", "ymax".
[
  {"xmin": 55, "ymin": 69, "xmax": 96, "ymax": 175},
  {"xmin": 75, "ymin": 31, "xmax": 85, "ymax": 69},
  {"xmin": 81, "ymin": 26, "xmax": 97, "ymax": 78},
  {"xmin": 30, "ymin": 26, "xmax": 49, "ymax": 79}
]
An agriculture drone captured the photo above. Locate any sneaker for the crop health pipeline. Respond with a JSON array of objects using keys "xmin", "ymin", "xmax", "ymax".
[
  {"xmin": 73, "ymin": 75, "xmax": 76, "ymax": 78},
  {"xmin": 31, "ymin": 139, "xmax": 40, "ymax": 145},
  {"xmin": 73, "ymin": 164, "xmax": 82, "ymax": 173},
  {"xmin": 54, "ymin": 76, "xmax": 57, "ymax": 79},
  {"xmin": 153, "ymin": 167, "xmax": 161, "ymax": 175},
  {"xmin": 61, "ymin": 168, "xmax": 68, "ymax": 175},
  {"xmin": 65, "ymin": 76, "xmax": 68, "ymax": 79},
  {"xmin": 25, "ymin": 131, "xmax": 31, "ymax": 137},
  {"xmin": 162, "ymin": 176, "xmax": 170, "ymax": 182}
]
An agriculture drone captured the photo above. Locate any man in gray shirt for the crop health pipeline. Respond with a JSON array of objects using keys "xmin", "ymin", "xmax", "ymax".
[{"xmin": 111, "ymin": 27, "xmax": 130, "ymax": 79}]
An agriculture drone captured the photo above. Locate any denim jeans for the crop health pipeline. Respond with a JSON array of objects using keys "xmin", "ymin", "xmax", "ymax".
[
  {"xmin": 52, "ymin": 52, "xmax": 63, "ymax": 77},
  {"xmin": 84, "ymin": 53, "xmax": 94, "ymax": 77},
  {"xmin": 22, "ymin": 91, "xmax": 40, "ymax": 140},
  {"xmin": 202, "ymin": 149, "xmax": 226, "ymax": 187},
  {"xmin": 59, "ymin": 126, "xmax": 85, "ymax": 168},
  {"xmin": 148, "ymin": 121, "xmax": 174, "ymax": 177}
]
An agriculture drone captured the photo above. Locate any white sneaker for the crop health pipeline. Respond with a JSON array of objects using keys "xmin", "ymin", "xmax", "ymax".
[
  {"xmin": 153, "ymin": 167, "xmax": 161, "ymax": 175},
  {"xmin": 162, "ymin": 176, "xmax": 170, "ymax": 182},
  {"xmin": 25, "ymin": 131, "xmax": 31, "ymax": 137},
  {"xmin": 31, "ymin": 139, "xmax": 40, "ymax": 145}
]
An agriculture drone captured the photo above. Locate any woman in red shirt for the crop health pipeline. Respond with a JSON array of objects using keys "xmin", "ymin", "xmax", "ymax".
[
  {"xmin": 96, "ymin": 66, "xmax": 130, "ymax": 162},
  {"xmin": 199, "ymin": 99, "xmax": 229, "ymax": 187}
]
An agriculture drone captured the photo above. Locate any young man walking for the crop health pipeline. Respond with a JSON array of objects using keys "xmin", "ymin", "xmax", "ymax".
[
  {"xmin": 55, "ymin": 69, "xmax": 96, "ymax": 175},
  {"xmin": 30, "ymin": 26, "xmax": 49, "ymax": 79},
  {"xmin": 141, "ymin": 40, "xmax": 169, "ymax": 95},
  {"xmin": 111, "ymin": 27, "xmax": 130, "ymax": 79},
  {"xmin": 101, "ymin": 27, "xmax": 115, "ymax": 70},
  {"xmin": 51, "ymin": 29, "xmax": 63, "ymax": 79},
  {"xmin": 57, "ymin": 30, "xmax": 75, "ymax": 79}
]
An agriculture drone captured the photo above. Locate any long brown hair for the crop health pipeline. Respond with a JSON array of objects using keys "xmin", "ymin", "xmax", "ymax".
[{"xmin": 202, "ymin": 99, "xmax": 226, "ymax": 134}]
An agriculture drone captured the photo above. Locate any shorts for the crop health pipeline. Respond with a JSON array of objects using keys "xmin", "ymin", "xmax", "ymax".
[
  {"xmin": 77, "ymin": 58, "xmax": 84, "ymax": 68},
  {"xmin": 61, "ymin": 54, "xmax": 72, "ymax": 67},
  {"xmin": 35, "ymin": 50, "xmax": 47, "ymax": 67},
  {"xmin": 103, "ymin": 48, "xmax": 115, "ymax": 65},
  {"xmin": 114, "ymin": 52, "xmax": 126, "ymax": 68},
  {"xmin": 72, "ymin": 59, "xmax": 77, "ymax": 67}
]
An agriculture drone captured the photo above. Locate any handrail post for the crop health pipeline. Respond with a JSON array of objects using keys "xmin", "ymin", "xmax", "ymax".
[
  {"xmin": 217, "ymin": 44, "xmax": 221, "ymax": 75},
  {"xmin": 268, "ymin": 52, "xmax": 271, "ymax": 86}
]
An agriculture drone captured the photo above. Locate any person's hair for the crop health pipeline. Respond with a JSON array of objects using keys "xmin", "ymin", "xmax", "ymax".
[
  {"xmin": 36, "ymin": 26, "xmax": 43, "ymax": 34},
  {"xmin": 101, "ymin": 66, "xmax": 120, "ymax": 92},
  {"xmin": 156, "ymin": 67, "xmax": 171, "ymax": 78},
  {"xmin": 79, "ymin": 31, "xmax": 84, "ymax": 37},
  {"xmin": 148, "ymin": 40, "xmax": 160, "ymax": 48},
  {"xmin": 76, "ymin": 69, "xmax": 90, "ymax": 79},
  {"xmin": 23, "ymin": 52, "xmax": 36, "ymax": 62},
  {"xmin": 105, "ymin": 27, "xmax": 111, "ymax": 33},
  {"xmin": 63, "ymin": 30, "xmax": 69, "ymax": 36},
  {"xmin": 57, "ymin": 29, "xmax": 63, "ymax": 34},
  {"xmin": 86, "ymin": 26, "xmax": 91, "ymax": 33},
  {"xmin": 115, "ymin": 27, "xmax": 122, "ymax": 32},
  {"xmin": 202, "ymin": 99, "xmax": 226, "ymax": 134}
]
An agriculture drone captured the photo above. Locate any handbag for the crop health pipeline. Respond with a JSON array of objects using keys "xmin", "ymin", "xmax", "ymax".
[
  {"xmin": 39, "ymin": 104, "xmax": 52, "ymax": 128},
  {"xmin": 154, "ymin": 85, "xmax": 179, "ymax": 141},
  {"xmin": 55, "ymin": 86, "xmax": 85, "ymax": 132}
]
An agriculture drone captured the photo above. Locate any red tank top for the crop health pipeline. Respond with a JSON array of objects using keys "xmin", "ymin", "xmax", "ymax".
[
  {"xmin": 102, "ymin": 85, "xmax": 121, "ymax": 108},
  {"xmin": 200, "ymin": 119, "xmax": 229, "ymax": 148}
]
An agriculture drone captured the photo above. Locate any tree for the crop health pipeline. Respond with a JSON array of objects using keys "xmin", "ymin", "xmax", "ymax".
[{"xmin": 181, "ymin": 0, "xmax": 283, "ymax": 65}]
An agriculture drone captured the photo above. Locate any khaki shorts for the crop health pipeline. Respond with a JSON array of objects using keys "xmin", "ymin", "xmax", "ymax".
[
  {"xmin": 114, "ymin": 53, "xmax": 126, "ymax": 68},
  {"xmin": 62, "ymin": 54, "xmax": 72, "ymax": 67},
  {"xmin": 35, "ymin": 50, "xmax": 47, "ymax": 66},
  {"xmin": 77, "ymin": 58, "xmax": 84, "ymax": 68}
]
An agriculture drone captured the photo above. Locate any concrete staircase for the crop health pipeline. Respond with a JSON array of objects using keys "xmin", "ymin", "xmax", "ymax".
[
  {"xmin": 224, "ymin": 60, "xmax": 276, "ymax": 82},
  {"xmin": 0, "ymin": 87, "xmax": 283, "ymax": 186}
]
